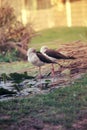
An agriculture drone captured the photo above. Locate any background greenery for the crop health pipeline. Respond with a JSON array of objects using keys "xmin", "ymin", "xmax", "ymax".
[
  {"xmin": 0, "ymin": 27, "xmax": 87, "ymax": 62},
  {"xmin": 30, "ymin": 27, "xmax": 87, "ymax": 49}
]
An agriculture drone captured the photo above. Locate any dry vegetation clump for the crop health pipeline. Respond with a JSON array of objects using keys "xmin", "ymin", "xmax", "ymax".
[
  {"xmin": 58, "ymin": 40, "xmax": 87, "ymax": 75},
  {"xmin": 0, "ymin": 5, "xmax": 36, "ymax": 61}
]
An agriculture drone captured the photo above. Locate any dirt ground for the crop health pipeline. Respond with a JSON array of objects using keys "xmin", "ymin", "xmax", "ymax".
[
  {"xmin": 58, "ymin": 40, "xmax": 87, "ymax": 74},
  {"xmin": 1, "ymin": 40, "xmax": 87, "ymax": 130}
]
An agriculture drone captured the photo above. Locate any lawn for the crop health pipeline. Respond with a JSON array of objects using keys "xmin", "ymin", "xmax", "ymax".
[
  {"xmin": 29, "ymin": 27, "xmax": 87, "ymax": 49},
  {"xmin": 0, "ymin": 74, "xmax": 87, "ymax": 129}
]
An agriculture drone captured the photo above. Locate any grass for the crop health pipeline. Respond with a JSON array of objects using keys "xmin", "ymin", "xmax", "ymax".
[
  {"xmin": 0, "ymin": 61, "xmax": 52, "ymax": 76},
  {"xmin": 29, "ymin": 27, "xmax": 87, "ymax": 49},
  {"xmin": 0, "ymin": 74, "xmax": 87, "ymax": 129},
  {"xmin": 0, "ymin": 27, "xmax": 87, "ymax": 129},
  {"xmin": 0, "ymin": 61, "xmax": 31, "ymax": 75}
]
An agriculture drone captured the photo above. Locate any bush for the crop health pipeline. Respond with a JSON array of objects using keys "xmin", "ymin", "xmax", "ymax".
[
  {"xmin": 0, "ymin": 5, "xmax": 36, "ymax": 62},
  {"xmin": 0, "ymin": 49, "xmax": 20, "ymax": 62}
]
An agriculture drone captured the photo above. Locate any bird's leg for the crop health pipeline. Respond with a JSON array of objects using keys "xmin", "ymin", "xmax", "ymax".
[
  {"xmin": 39, "ymin": 66, "xmax": 42, "ymax": 79},
  {"xmin": 51, "ymin": 63, "xmax": 55, "ymax": 77}
]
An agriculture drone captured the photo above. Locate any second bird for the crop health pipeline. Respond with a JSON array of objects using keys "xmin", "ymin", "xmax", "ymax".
[{"xmin": 40, "ymin": 46, "xmax": 75, "ymax": 73}]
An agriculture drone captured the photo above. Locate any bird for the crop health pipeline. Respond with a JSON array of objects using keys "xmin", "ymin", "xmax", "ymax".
[
  {"xmin": 40, "ymin": 46, "xmax": 75, "ymax": 73},
  {"xmin": 40, "ymin": 46, "xmax": 75, "ymax": 61},
  {"xmin": 27, "ymin": 48, "xmax": 57, "ymax": 78}
]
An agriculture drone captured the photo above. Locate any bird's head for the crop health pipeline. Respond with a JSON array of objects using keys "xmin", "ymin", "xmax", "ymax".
[
  {"xmin": 27, "ymin": 48, "xmax": 36, "ymax": 56},
  {"xmin": 40, "ymin": 46, "xmax": 48, "ymax": 53}
]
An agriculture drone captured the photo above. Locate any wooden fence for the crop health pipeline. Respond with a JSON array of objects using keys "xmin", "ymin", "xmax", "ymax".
[{"xmin": 0, "ymin": 0, "xmax": 87, "ymax": 30}]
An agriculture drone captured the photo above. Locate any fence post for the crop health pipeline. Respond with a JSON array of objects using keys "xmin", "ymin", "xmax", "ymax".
[{"xmin": 65, "ymin": 0, "xmax": 72, "ymax": 27}]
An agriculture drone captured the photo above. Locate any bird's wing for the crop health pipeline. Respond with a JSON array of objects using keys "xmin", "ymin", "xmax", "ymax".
[
  {"xmin": 36, "ymin": 52, "xmax": 56, "ymax": 63},
  {"xmin": 45, "ymin": 49, "xmax": 68, "ymax": 59}
]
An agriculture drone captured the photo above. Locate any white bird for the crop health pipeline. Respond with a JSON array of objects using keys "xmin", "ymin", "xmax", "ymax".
[
  {"xmin": 40, "ymin": 46, "xmax": 75, "ymax": 73},
  {"xmin": 27, "ymin": 48, "xmax": 57, "ymax": 78}
]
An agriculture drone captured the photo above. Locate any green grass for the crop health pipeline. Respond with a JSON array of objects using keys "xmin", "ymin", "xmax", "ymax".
[
  {"xmin": 29, "ymin": 27, "xmax": 87, "ymax": 49},
  {"xmin": 0, "ymin": 61, "xmax": 51, "ymax": 76},
  {"xmin": 0, "ymin": 62, "xmax": 31, "ymax": 75},
  {"xmin": 0, "ymin": 74, "xmax": 87, "ymax": 129}
]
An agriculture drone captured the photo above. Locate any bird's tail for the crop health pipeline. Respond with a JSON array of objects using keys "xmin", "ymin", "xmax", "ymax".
[{"xmin": 57, "ymin": 52, "xmax": 76, "ymax": 59}]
